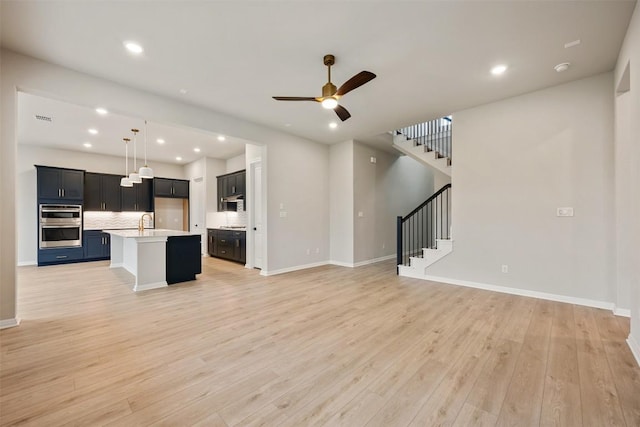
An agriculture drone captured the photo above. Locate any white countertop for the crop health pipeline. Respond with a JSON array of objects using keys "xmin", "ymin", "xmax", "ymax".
[{"xmin": 105, "ymin": 229, "xmax": 199, "ymax": 239}]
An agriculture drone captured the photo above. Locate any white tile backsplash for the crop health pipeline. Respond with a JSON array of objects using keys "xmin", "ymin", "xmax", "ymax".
[
  {"xmin": 84, "ymin": 211, "xmax": 154, "ymax": 230},
  {"xmin": 206, "ymin": 201, "xmax": 247, "ymax": 229}
]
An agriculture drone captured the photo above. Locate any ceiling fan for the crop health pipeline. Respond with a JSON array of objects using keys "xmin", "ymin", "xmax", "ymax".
[{"xmin": 273, "ymin": 54, "xmax": 376, "ymax": 122}]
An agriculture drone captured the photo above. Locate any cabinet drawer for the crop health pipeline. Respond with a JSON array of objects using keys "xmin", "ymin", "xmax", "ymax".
[{"xmin": 38, "ymin": 247, "xmax": 84, "ymax": 265}]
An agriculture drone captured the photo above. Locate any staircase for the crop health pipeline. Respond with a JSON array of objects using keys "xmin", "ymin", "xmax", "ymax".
[
  {"xmin": 392, "ymin": 117, "xmax": 452, "ymax": 177},
  {"xmin": 397, "ymin": 184, "xmax": 452, "ymax": 275}
]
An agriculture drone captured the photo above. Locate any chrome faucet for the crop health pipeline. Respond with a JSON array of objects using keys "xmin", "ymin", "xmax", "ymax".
[{"xmin": 139, "ymin": 213, "xmax": 153, "ymax": 232}]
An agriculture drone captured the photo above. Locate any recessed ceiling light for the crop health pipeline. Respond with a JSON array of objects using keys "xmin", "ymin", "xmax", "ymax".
[
  {"xmin": 194, "ymin": 148, "xmax": 201, "ymax": 153},
  {"xmin": 176, "ymin": 156, "xmax": 182, "ymax": 161},
  {"xmin": 124, "ymin": 41, "xmax": 143, "ymax": 54},
  {"xmin": 95, "ymin": 107, "xmax": 108, "ymax": 115},
  {"xmin": 491, "ymin": 65, "xmax": 508, "ymax": 76},
  {"xmin": 88, "ymin": 128, "xmax": 98, "ymax": 135},
  {"xmin": 329, "ymin": 122, "xmax": 338, "ymax": 129},
  {"xmin": 83, "ymin": 143, "xmax": 92, "ymax": 148},
  {"xmin": 179, "ymin": 89, "xmax": 188, "ymax": 95},
  {"xmin": 217, "ymin": 135, "xmax": 226, "ymax": 142},
  {"xmin": 157, "ymin": 138, "xmax": 165, "ymax": 144},
  {"xmin": 284, "ymin": 123, "xmax": 292, "ymax": 127},
  {"xmin": 554, "ymin": 62, "xmax": 570, "ymax": 73}
]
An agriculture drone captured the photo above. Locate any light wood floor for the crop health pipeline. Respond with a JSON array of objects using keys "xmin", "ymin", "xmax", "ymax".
[{"xmin": 1, "ymin": 258, "xmax": 639, "ymax": 426}]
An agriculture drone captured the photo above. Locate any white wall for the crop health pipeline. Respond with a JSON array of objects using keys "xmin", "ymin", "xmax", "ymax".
[
  {"xmin": 615, "ymin": 2, "xmax": 640, "ymax": 362},
  {"xmin": 226, "ymin": 153, "xmax": 246, "ymax": 173},
  {"xmin": 1, "ymin": 50, "xmax": 329, "ymax": 323},
  {"xmin": 265, "ymin": 136, "xmax": 329, "ymax": 273},
  {"xmin": 427, "ymin": 73, "xmax": 616, "ymax": 306},
  {"xmin": 329, "ymin": 140, "xmax": 355, "ymax": 265},
  {"xmin": 16, "ymin": 144, "xmax": 185, "ymax": 265},
  {"xmin": 353, "ymin": 141, "xmax": 435, "ymax": 264}
]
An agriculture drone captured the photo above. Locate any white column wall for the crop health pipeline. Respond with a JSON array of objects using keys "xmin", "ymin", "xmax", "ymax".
[{"xmin": 614, "ymin": 2, "xmax": 640, "ymax": 363}]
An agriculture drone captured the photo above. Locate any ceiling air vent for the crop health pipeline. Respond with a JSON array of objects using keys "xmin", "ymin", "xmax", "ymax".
[{"xmin": 35, "ymin": 114, "xmax": 53, "ymax": 122}]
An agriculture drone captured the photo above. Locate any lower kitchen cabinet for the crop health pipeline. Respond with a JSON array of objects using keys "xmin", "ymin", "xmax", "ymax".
[
  {"xmin": 83, "ymin": 230, "xmax": 110, "ymax": 260},
  {"xmin": 38, "ymin": 247, "xmax": 84, "ymax": 266},
  {"xmin": 207, "ymin": 228, "xmax": 246, "ymax": 264},
  {"xmin": 166, "ymin": 235, "xmax": 202, "ymax": 284}
]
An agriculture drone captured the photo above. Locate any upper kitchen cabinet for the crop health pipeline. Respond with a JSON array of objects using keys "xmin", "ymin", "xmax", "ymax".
[
  {"xmin": 121, "ymin": 178, "xmax": 153, "ymax": 212},
  {"xmin": 154, "ymin": 178, "xmax": 189, "ymax": 199},
  {"xmin": 217, "ymin": 170, "xmax": 246, "ymax": 211},
  {"xmin": 36, "ymin": 165, "xmax": 84, "ymax": 202},
  {"xmin": 84, "ymin": 173, "xmax": 122, "ymax": 212}
]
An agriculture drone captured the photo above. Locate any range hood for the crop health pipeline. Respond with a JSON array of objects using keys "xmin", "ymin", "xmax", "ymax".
[{"xmin": 222, "ymin": 194, "xmax": 243, "ymax": 202}]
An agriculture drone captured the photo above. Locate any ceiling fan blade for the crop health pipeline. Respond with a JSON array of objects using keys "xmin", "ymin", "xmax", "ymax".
[
  {"xmin": 272, "ymin": 96, "xmax": 319, "ymax": 102},
  {"xmin": 334, "ymin": 105, "xmax": 351, "ymax": 121},
  {"xmin": 336, "ymin": 71, "xmax": 376, "ymax": 96}
]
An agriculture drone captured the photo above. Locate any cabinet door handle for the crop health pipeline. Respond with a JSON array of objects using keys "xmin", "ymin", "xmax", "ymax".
[
  {"xmin": 56, "ymin": 255, "xmax": 68, "ymax": 259},
  {"xmin": 236, "ymin": 240, "xmax": 240, "ymax": 247},
  {"xmin": 221, "ymin": 250, "xmax": 226, "ymax": 254},
  {"xmin": 62, "ymin": 189, "xmax": 65, "ymax": 197},
  {"xmin": 58, "ymin": 189, "xmax": 61, "ymax": 197},
  {"xmin": 220, "ymin": 239, "xmax": 226, "ymax": 243}
]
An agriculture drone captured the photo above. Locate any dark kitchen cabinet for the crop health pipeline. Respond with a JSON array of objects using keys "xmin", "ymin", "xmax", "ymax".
[
  {"xmin": 154, "ymin": 178, "xmax": 189, "ymax": 198},
  {"xmin": 83, "ymin": 230, "xmax": 110, "ymax": 260},
  {"xmin": 208, "ymin": 228, "xmax": 245, "ymax": 264},
  {"xmin": 121, "ymin": 178, "xmax": 153, "ymax": 211},
  {"xmin": 217, "ymin": 170, "xmax": 245, "ymax": 211},
  {"xmin": 84, "ymin": 173, "xmax": 121, "ymax": 211},
  {"xmin": 38, "ymin": 247, "xmax": 84, "ymax": 266},
  {"xmin": 36, "ymin": 165, "xmax": 84, "ymax": 202},
  {"xmin": 166, "ymin": 235, "xmax": 202, "ymax": 284}
]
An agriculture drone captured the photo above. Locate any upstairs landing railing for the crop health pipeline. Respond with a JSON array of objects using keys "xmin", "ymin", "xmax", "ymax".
[{"xmin": 395, "ymin": 116, "xmax": 452, "ymax": 162}]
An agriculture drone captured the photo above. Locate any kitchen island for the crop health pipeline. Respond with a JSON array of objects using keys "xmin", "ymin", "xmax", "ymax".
[{"xmin": 105, "ymin": 229, "xmax": 202, "ymax": 291}]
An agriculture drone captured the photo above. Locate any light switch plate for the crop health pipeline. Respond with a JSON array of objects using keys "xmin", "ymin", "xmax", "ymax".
[
  {"xmin": 279, "ymin": 211, "xmax": 287, "ymax": 217},
  {"xmin": 557, "ymin": 207, "xmax": 574, "ymax": 217}
]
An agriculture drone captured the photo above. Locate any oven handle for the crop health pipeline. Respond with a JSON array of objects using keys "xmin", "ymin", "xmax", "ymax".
[
  {"xmin": 40, "ymin": 208, "xmax": 81, "ymax": 213},
  {"xmin": 41, "ymin": 225, "xmax": 80, "ymax": 229}
]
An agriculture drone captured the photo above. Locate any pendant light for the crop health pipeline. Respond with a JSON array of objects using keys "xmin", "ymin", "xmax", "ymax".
[
  {"xmin": 139, "ymin": 120, "xmax": 154, "ymax": 179},
  {"xmin": 120, "ymin": 138, "xmax": 133, "ymax": 187},
  {"xmin": 128, "ymin": 128, "xmax": 142, "ymax": 184}
]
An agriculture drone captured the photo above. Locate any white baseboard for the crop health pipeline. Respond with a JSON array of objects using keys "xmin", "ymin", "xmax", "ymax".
[
  {"xmin": 329, "ymin": 260, "xmax": 354, "ymax": 268},
  {"xmin": 17, "ymin": 261, "xmax": 37, "ymax": 267},
  {"xmin": 353, "ymin": 254, "xmax": 396, "ymax": 267},
  {"xmin": 627, "ymin": 335, "xmax": 640, "ymax": 367},
  {"xmin": 614, "ymin": 307, "xmax": 631, "ymax": 317},
  {"xmin": 419, "ymin": 274, "xmax": 616, "ymax": 312},
  {"xmin": 260, "ymin": 261, "xmax": 329, "ymax": 276},
  {"xmin": 133, "ymin": 281, "xmax": 168, "ymax": 292},
  {"xmin": 0, "ymin": 318, "xmax": 21, "ymax": 329},
  {"xmin": 329, "ymin": 254, "xmax": 396, "ymax": 268}
]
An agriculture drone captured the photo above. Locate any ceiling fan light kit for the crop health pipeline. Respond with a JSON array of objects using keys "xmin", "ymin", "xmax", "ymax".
[{"xmin": 273, "ymin": 54, "xmax": 376, "ymax": 121}]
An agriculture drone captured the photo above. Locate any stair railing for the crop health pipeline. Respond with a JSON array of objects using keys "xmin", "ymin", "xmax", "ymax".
[
  {"xmin": 397, "ymin": 183, "xmax": 451, "ymax": 272},
  {"xmin": 395, "ymin": 116, "xmax": 452, "ymax": 162}
]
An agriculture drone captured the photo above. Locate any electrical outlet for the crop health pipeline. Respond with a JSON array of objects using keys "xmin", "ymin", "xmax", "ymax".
[
  {"xmin": 279, "ymin": 211, "xmax": 287, "ymax": 218},
  {"xmin": 382, "ymin": 243, "xmax": 386, "ymax": 249},
  {"xmin": 501, "ymin": 265, "xmax": 509, "ymax": 273},
  {"xmin": 557, "ymin": 207, "xmax": 574, "ymax": 217},
  {"xmin": 358, "ymin": 211, "xmax": 364, "ymax": 217}
]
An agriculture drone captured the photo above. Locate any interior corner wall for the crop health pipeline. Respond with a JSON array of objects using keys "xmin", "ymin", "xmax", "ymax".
[
  {"xmin": 329, "ymin": 140, "xmax": 354, "ymax": 265},
  {"xmin": 426, "ymin": 72, "xmax": 616, "ymax": 306},
  {"xmin": 352, "ymin": 141, "xmax": 435, "ymax": 264},
  {"xmin": 615, "ymin": 2, "xmax": 640, "ymax": 360}
]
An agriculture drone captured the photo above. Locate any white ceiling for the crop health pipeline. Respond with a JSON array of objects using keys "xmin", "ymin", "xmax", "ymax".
[
  {"xmin": 17, "ymin": 92, "xmax": 247, "ymax": 164},
  {"xmin": 1, "ymin": 1, "xmax": 636, "ymax": 154}
]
